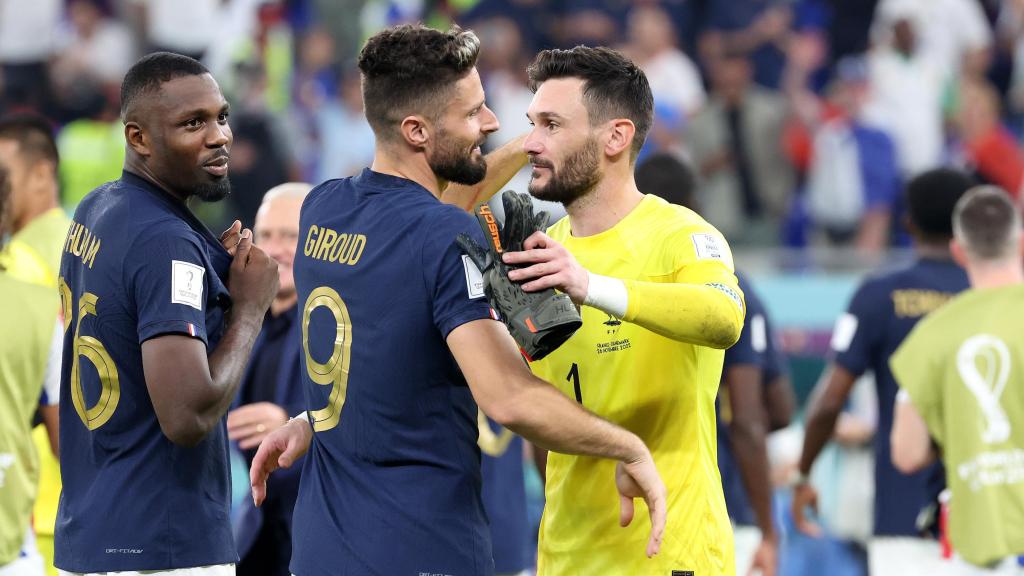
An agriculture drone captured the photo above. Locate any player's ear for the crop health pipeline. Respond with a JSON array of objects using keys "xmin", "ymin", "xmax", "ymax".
[
  {"xmin": 950, "ymin": 238, "xmax": 968, "ymax": 268},
  {"xmin": 604, "ymin": 118, "xmax": 635, "ymax": 159},
  {"xmin": 399, "ymin": 115, "xmax": 430, "ymax": 151},
  {"xmin": 124, "ymin": 122, "xmax": 150, "ymax": 157}
]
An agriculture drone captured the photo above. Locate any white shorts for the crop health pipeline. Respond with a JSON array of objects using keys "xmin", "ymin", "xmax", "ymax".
[
  {"xmin": 0, "ymin": 529, "xmax": 44, "ymax": 576},
  {"xmin": 869, "ymin": 537, "xmax": 1024, "ymax": 575},
  {"xmin": 58, "ymin": 563, "xmax": 234, "ymax": 576}
]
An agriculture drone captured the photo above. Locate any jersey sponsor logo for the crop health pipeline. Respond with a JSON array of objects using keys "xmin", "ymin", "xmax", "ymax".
[
  {"xmin": 171, "ymin": 260, "xmax": 205, "ymax": 310},
  {"xmin": 957, "ymin": 334, "xmax": 1012, "ymax": 445},
  {"xmin": 831, "ymin": 313, "xmax": 858, "ymax": 353},
  {"xmin": 477, "ymin": 204, "xmax": 503, "ymax": 252},
  {"xmin": 462, "ymin": 255, "xmax": 485, "ymax": 299},
  {"xmin": 691, "ymin": 233, "xmax": 723, "ymax": 261}
]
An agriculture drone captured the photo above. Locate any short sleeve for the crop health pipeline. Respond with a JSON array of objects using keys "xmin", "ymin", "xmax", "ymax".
[
  {"xmin": 831, "ymin": 280, "xmax": 884, "ymax": 376},
  {"xmin": 40, "ymin": 318, "xmax": 62, "ymax": 406},
  {"xmin": 889, "ymin": 323, "xmax": 945, "ymax": 445},
  {"xmin": 422, "ymin": 207, "xmax": 492, "ymax": 339},
  {"xmin": 126, "ymin": 230, "xmax": 212, "ymax": 345},
  {"xmin": 725, "ymin": 311, "xmax": 764, "ymax": 370}
]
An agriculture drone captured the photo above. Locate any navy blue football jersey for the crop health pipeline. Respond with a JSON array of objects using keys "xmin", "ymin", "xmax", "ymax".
[
  {"xmin": 54, "ymin": 171, "xmax": 234, "ymax": 571},
  {"xmin": 290, "ymin": 170, "xmax": 494, "ymax": 576},
  {"xmin": 718, "ymin": 273, "xmax": 784, "ymax": 526},
  {"xmin": 479, "ymin": 417, "xmax": 529, "ymax": 574},
  {"xmin": 830, "ymin": 257, "xmax": 968, "ymax": 536}
]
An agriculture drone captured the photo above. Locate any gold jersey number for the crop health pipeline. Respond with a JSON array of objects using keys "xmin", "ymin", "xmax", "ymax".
[
  {"xmin": 302, "ymin": 286, "xmax": 352, "ymax": 432},
  {"xmin": 60, "ymin": 276, "xmax": 120, "ymax": 430}
]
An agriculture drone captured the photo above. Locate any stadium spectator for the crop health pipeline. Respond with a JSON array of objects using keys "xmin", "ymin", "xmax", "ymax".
[
  {"xmin": 54, "ymin": 52, "xmax": 279, "ymax": 575},
  {"xmin": 0, "ymin": 162, "xmax": 61, "ymax": 576},
  {"xmin": 891, "ymin": 185, "xmax": 1024, "ymax": 572},
  {"xmin": 793, "ymin": 168, "xmax": 976, "ymax": 576},
  {"xmin": 862, "ymin": 7, "xmax": 945, "ymax": 179},
  {"xmin": 623, "ymin": 4, "xmax": 705, "ymax": 119},
  {"xmin": 229, "ymin": 183, "xmax": 311, "ymax": 576},
  {"xmin": 127, "ymin": 0, "xmax": 220, "ymax": 60},
  {"xmin": 955, "ymin": 79, "xmax": 1024, "ymax": 200},
  {"xmin": 503, "ymin": 46, "xmax": 743, "ymax": 574},
  {"xmin": 698, "ymin": 0, "xmax": 793, "ymax": 89},
  {"xmin": 688, "ymin": 53, "xmax": 794, "ymax": 246},
  {"xmin": 249, "ymin": 25, "xmax": 666, "ymax": 576},
  {"xmin": 50, "ymin": 0, "xmax": 135, "ymax": 107},
  {"xmin": 315, "ymin": 68, "xmax": 375, "ymax": 182},
  {"xmin": 0, "ymin": 0, "xmax": 61, "ymax": 115}
]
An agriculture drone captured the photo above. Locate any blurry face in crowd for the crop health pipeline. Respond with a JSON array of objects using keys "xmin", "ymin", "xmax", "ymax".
[
  {"xmin": 0, "ymin": 138, "xmax": 55, "ymax": 231},
  {"xmin": 428, "ymin": 68, "xmax": 499, "ymax": 185},
  {"xmin": 892, "ymin": 19, "xmax": 916, "ymax": 56},
  {"xmin": 135, "ymin": 74, "xmax": 233, "ymax": 202},
  {"xmin": 711, "ymin": 57, "xmax": 752, "ymax": 104},
  {"xmin": 524, "ymin": 77, "xmax": 602, "ymax": 207},
  {"xmin": 254, "ymin": 195, "xmax": 303, "ymax": 301}
]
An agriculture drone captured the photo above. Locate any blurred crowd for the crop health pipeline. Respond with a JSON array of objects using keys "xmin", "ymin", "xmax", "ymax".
[{"xmin": 2, "ymin": 0, "xmax": 1024, "ymax": 252}]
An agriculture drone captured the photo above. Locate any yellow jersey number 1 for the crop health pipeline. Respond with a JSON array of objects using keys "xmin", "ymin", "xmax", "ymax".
[{"xmin": 301, "ymin": 286, "xmax": 353, "ymax": 432}]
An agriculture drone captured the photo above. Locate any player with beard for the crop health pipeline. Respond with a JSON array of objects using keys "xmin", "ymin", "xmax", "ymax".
[
  {"xmin": 55, "ymin": 52, "xmax": 279, "ymax": 576},
  {"xmin": 500, "ymin": 46, "xmax": 744, "ymax": 574},
  {"xmin": 249, "ymin": 25, "xmax": 666, "ymax": 576}
]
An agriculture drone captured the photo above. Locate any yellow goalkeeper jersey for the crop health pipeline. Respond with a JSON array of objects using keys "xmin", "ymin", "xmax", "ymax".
[{"xmin": 531, "ymin": 194, "xmax": 738, "ymax": 576}]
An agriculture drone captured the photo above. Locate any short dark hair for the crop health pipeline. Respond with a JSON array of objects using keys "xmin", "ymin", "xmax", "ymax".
[
  {"xmin": 905, "ymin": 168, "xmax": 976, "ymax": 240},
  {"xmin": 120, "ymin": 52, "xmax": 210, "ymax": 120},
  {"xmin": 635, "ymin": 153, "xmax": 698, "ymax": 211},
  {"xmin": 528, "ymin": 46, "xmax": 653, "ymax": 160},
  {"xmin": 358, "ymin": 25, "xmax": 481, "ymax": 140},
  {"xmin": 953, "ymin": 186, "xmax": 1021, "ymax": 261},
  {"xmin": 0, "ymin": 113, "xmax": 59, "ymax": 170}
]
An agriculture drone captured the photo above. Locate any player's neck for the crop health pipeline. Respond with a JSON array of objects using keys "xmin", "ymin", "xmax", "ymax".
[
  {"xmin": 13, "ymin": 191, "xmax": 59, "ymax": 233},
  {"xmin": 123, "ymin": 161, "xmax": 189, "ymax": 204},
  {"xmin": 370, "ymin": 150, "xmax": 443, "ymax": 198},
  {"xmin": 913, "ymin": 242, "xmax": 952, "ymax": 261},
  {"xmin": 966, "ymin": 261, "xmax": 1024, "ymax": 290},
  {"xmin": 565, "ymin": 170, "xmax": 644, "ymax": 238}
]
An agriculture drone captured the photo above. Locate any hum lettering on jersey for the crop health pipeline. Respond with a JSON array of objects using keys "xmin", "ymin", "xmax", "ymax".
[
  {"xmin": 290, "ymin": 170, "xmax": 493, "ymax": 576},
  {"xmin": 830, "ymin": 257, "xmax": 968, "ymax": 536},
  {"xmin": 54, "ymin": 171, "xmax": 234, "ymax": 572}
]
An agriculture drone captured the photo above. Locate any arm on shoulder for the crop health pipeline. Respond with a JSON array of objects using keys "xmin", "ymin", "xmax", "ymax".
[
  {"xmin": 891, "ymin": 390, "xmax": 937, "ymax": 474},
  {"xmin": 441, "ymin": 135, "xmax": 528, "ymax": 211}
]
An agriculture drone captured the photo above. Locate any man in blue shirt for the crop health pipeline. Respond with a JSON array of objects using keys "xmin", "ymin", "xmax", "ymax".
[
  {"xmin": 793, "ymin": 168, "xmax": 975, "ymax": 574},
  {"xmin": 251, "ymin": 24, "xmax": 667, "ymax": 576},
  {"xmin": 55, "ymin": 53, "xmax": 279, "ymax": 575}
]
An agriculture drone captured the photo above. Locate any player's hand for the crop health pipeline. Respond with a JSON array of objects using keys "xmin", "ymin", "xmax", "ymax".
[
  {"xmin": 250, "ymin": 416, "xmax": 313, "ymax": 507},
  {"xmin": 220, "ymin": 220, "xmax": 243, "ymax": 256},
  {"xmin": 502, "ymin": 231, "xmax": 589, "ymax": 305},
  {"xmin": 615, "ymin": 453, "xmax": 667, "ymax": 558},
  {"xmin": 791, "ymin": 479, "xmax": 823, "ymax": 537},
  {"xmin": 748, "ymin": 535, "xmax": 778, "ymax": 576},
  {"xmin": 228, "ymin": 402, "xmax": 288, "ymax": 450},
  {"xmin": 228, "ymin": 229, "xmax": 279, "ymax": 319}
]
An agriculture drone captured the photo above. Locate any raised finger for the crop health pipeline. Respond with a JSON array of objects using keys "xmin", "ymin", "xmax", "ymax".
[{"xmin": 502, "ymin": 247, "xmax": 553, "ymax": 265}]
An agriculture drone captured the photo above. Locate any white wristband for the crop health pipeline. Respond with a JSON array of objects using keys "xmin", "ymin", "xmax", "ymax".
[
  {"xmin": 290, "ymin": 411, "xmax": 312, "ymax": 425},
  {"xmin": 583, "ymin": 272, "xmax": 628, "ymax": 318}
]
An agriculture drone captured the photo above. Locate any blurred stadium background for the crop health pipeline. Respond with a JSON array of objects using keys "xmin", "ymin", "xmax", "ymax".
[{"xmin": 2, "ymin": 0, "xmax": 1021, "ymax": 574}]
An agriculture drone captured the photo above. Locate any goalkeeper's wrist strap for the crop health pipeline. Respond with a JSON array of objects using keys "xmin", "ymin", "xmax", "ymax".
[
  {"xmin": 290, "ymin": 411, "xmax": 312, "ymax": 425},
  {"xmin": 583, "ymin": 272, "xmax": 628, "ymax": 318}
]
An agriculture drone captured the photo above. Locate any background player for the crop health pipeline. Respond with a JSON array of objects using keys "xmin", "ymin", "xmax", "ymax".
[
  {"xmin": 55, "ymin": 52, "xmax": 278, "ymax": 575},
  {"xmin": 891, "ymin": 185, "xmax": 1024, "ymax": 571},
  {"xmin": 250, "ymin": 25, "xmax": 666, "ymax": 576},
  {"xmin": 792, "ymin": 168, "xmax": 975, "ymax": 574},
  {"xmin": 502, "ymin": 47, "xmax": 745, "ymax": 575}
]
